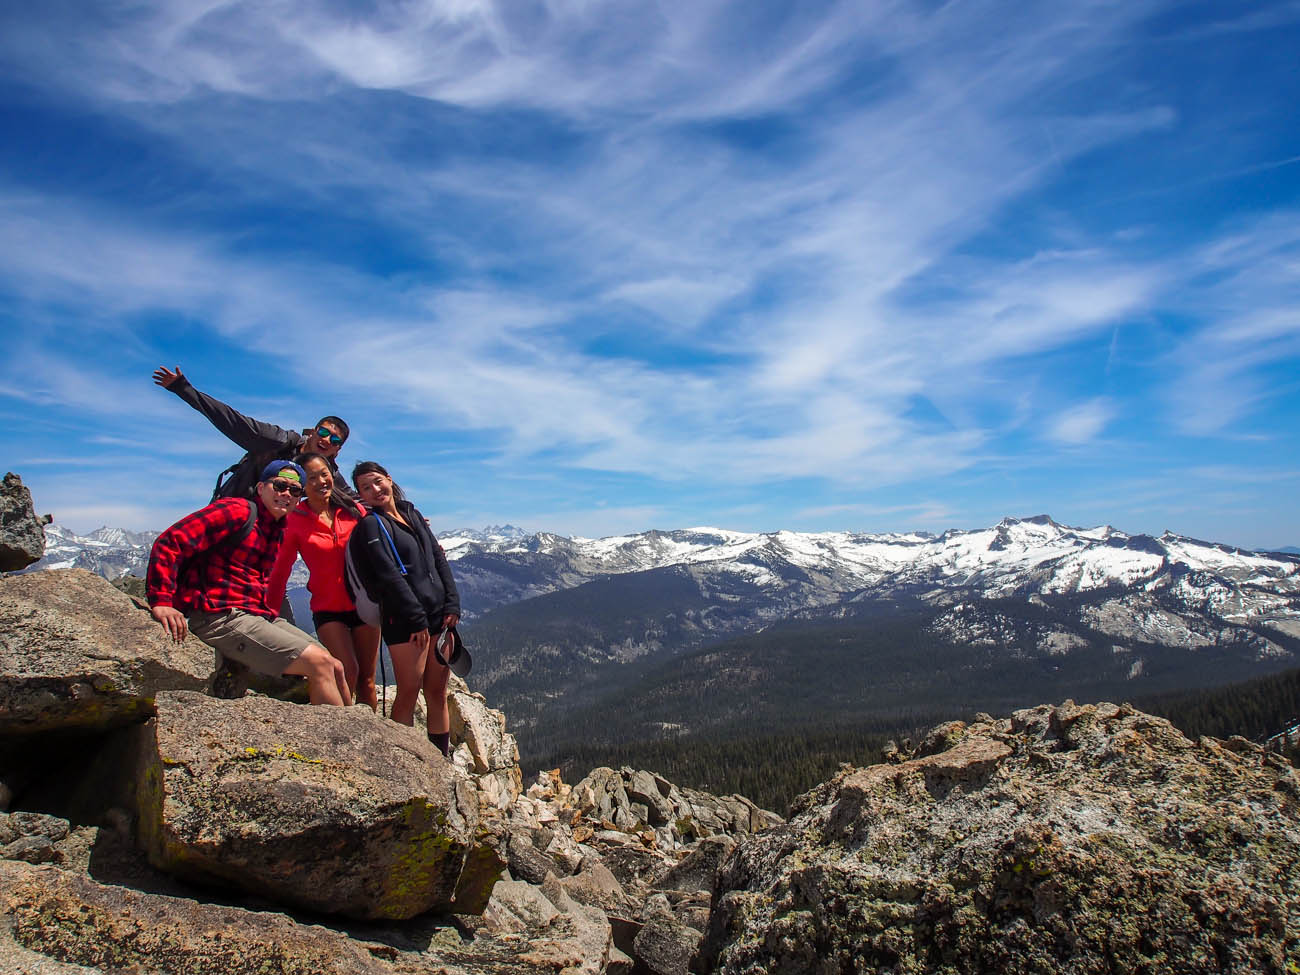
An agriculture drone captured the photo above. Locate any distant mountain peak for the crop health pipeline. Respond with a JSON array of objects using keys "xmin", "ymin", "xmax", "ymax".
[
  {"xmin": 1022, "ymin": 514, "xmax": 1060, "ymax": 527},
  {"xmin": 89, "ymin": 526, "xmax": 156, "ymax": 547},
  {"xmin": 1001, "ymin": 514, "xmax": 1060, "ymax": 528},
  {"xmin": 440, "ymin": 525, "xmax": 533, "ymax": 544},
  {"xmin": 481, "ymin": 524, "xmax": 530, "ymax": 537}
]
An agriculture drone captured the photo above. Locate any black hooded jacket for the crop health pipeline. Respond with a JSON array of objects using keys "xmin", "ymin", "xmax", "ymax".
[
  {"xmin": 167, "ymin": 376, "xmax": 342, "ymax": 499},
  {"xmin": 353, "ymin": 499, "xmax": 460, "ymax": 633}
]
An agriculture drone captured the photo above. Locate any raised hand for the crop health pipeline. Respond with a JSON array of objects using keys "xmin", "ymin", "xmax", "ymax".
[{"xmin": 152, "ymin": 365, "xmax": 184, "ymax": 389}]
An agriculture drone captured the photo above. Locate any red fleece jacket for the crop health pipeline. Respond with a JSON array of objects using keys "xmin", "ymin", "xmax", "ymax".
[
  {"xmin": 147, "ymin": 497, "xmax": 283, "ymax": 618},
  {"xmin": 266, "ymin": 501, "xmax": 367, "ymax": 615}
]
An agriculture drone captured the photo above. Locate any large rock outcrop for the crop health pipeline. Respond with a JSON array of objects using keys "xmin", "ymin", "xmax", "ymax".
[
  {"xmin": 452, "ymin": 765, "xmax": 785, "ymax": 974},
  {"xmin": 138, "ymin": 690, "xmax": 501, "ymax": 921},
  {"xmin": 0, "ymin": 569, "xmax": 210, "ymax": 736},
  {"xmin": 0, "ymin": 473, "xmax": 46, "ymax": 572},
  {"xmin": 701, "ymin": 701, "xmax": 1300, "ymax": 974},
  {"xmin": 0, "ymin": 858, "xmax": 619, "ymax": 975},
  {"xmin": 449, "ymin": 683, "xmax": 523, "ymax": 813},
  {"xmin": 1, "ymin": 860, "xmax": 391, "ymax": 975}
]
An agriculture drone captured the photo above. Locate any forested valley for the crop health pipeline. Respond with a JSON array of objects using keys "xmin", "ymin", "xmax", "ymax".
[{"xmin": 526, "ymin": 653, "xmax": 1300, "ymax": 815}]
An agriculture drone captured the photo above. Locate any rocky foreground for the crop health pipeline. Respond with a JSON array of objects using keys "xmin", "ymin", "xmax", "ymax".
[
  {"xmin": 700, "ymin": 705, "xmax": 1300, "ymax": 973},
  {"xmin": 2, "ymin": 480, "xmax": 1299, "ymax": 973},
  {"xmin": 0, "ymin": 567, "xmax": 779, "ymax": 974}
]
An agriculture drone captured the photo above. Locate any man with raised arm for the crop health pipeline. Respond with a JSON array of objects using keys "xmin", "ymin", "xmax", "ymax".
[
  {"xmin": 153, "ymin": 365, "xmax": 350, "ymax": 501},
  {"xmin": 147, "ymin": 460, "xmax": 351, "ymax": 706}
]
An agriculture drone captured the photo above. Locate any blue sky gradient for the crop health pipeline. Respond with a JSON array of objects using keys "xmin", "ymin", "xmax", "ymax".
[{"xmin": 2, "ymin": 0, "xmax": 1297, "ymax": 547}]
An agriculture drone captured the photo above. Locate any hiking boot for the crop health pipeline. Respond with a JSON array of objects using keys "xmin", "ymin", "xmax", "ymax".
[{"xmin": 208, "ymin": 652, "xmax": 251, "ymax": 700}]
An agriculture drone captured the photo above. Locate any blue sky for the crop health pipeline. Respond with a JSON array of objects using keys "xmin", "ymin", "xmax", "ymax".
[{"xmin": 1, "ymin": 0, "xmax": 1298, "ymax": 548}]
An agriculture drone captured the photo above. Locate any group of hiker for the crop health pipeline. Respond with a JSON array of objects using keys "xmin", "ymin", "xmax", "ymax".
[{"xmin": 145, "ymin": 366, "xmax": 464, "ymax": 758}]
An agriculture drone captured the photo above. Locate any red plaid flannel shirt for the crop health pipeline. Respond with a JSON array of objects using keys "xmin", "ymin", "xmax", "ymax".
[{"xmin": 147, "ymin": 497, "xmax": 286, "ymax": 619}]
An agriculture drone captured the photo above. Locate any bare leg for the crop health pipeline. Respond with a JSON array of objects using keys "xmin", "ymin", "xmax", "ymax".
[
  {"xmin": 282, "ymin": 645, "xmax": 347, "ymax": 706},
  {"xmin": 315, "ymin": 621, "xmax": 359, "ymax": 703},
  {"xmin": 351, "ymin": 624, "xmax": 381, "ymax": 712},
  {"xmin": 386, "ymin": 640, "xmax": 428, "ymax": 726},
  {"xmin": 422, "ymin": 653, "xmax": 451, "ymax": 737}
]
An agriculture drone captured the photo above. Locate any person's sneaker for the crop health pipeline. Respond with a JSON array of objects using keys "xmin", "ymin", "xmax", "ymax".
[{"xmin": 208, "ymin": 652, "xmax": 251, "ymax": 699}]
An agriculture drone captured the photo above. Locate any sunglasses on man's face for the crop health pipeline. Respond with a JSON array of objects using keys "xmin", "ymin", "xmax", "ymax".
[
  {"xmin": 315, "ymin": 426, "xmax": 344, "ymax": 446},
  {"xmin": 270, "ymin": 479, "xmax": 305, "ymax": 497}
]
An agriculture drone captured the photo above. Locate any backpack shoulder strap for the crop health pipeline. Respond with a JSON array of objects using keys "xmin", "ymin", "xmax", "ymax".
[
  {"xmin": 211, "ymin": 458, "xmax": 245, "ymax": 502},
  {"xmin": 180, "ymin": 500, "xmax": 259, "ymax": 581},
  {"xmin": 372, "ymin": 510, "xmax": 408, "ymax": 576}
]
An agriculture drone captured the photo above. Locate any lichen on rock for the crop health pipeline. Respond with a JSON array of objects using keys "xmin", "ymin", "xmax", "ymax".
[
  {"xmin": 137, "ymin": 690, "xmax": 503, "ymax": 921},
  {"xmin": 0, "ymin": 568, "xmax": 210, "ymax": 736},
  {"xmin": 700, "ymin": 700, "xmax": 1300, "ymax": 974}
]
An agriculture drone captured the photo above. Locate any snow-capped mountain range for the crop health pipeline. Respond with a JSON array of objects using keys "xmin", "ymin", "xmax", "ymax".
[
  {"xmin": 27, "ymin": 514, "xmax": 1300, "ymax": 652},
  {"xmin": 443, "ymin": 516, "xmax": 1296, "ymax": 601},
  {"xmin": 445, "ymin": 515, "xmax": 1299, "ymax": 630},
  {"xmin": 33, "ymin": 523, "xmax": 536, "ymax": 584},
  {"xmin": 35, "ymin": 525, "xmax": 163, "ymax": 581},
  {"xmin": 440, "ymin": 516, "xmax": 1299, "ymax": 754}
]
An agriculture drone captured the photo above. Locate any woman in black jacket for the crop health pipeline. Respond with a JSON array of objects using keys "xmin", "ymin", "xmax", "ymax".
[{"xmin": 351, "ymin": 461, "xmax": 461, "ymax": 756}]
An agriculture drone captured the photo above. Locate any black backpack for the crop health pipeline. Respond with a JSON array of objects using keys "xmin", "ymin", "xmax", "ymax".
[{"xmin": 211, "ymin": 439, "xmax": 305, "ymax": 502}]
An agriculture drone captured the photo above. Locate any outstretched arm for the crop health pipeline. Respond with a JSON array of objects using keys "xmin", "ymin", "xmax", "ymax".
[{"xmin": 153, "ymin": 364, "xmax": 300, "ymax": 454}]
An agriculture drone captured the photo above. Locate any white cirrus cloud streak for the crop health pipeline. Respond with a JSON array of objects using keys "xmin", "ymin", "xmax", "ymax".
[{"xmin": 0, "ymin": 0, "xmax": 1294, "ymax": 518}]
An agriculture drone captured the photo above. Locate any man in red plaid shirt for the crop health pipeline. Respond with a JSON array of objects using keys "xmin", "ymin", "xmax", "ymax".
[{"xmin": 147, "ymin": 460, "xmax": 350, "ymax": 706}]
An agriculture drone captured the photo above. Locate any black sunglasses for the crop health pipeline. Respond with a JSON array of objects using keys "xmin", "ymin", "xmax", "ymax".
[
  {"xmin": 270, "ymin": 479, "xmax": 305, "ymax": 497},
  {"xmin": 315, "ymin": 426, "xmax": 344, "ymax": 446}
]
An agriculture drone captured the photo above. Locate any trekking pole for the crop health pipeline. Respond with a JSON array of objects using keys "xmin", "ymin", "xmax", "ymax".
[{"xmin": 379, "ymin": 641, "xmax": 388, "ymax": 719}]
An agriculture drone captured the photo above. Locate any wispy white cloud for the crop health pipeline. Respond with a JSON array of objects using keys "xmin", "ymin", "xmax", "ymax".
[
  {"xmin": 0, "ymin": 344, "xmax": 160, "ymax": 419},
  {"xmin": 0, "ymin": 0, "xmax": 1295, "ymax": 545},
  {"xmin": 44, "ymin": 502, "xmax": 177, "ymax": 534},
  {"xmin": 1045, "ymin": 397, "xmax": 1115, "ymax": 445},
  {"xmin": 1167, "ymin": 1, "xmax": 1300, "ymax": 39},
  {"xmin": 22, "ymin": 456, "xmax": 229, "ymax": 534},
  {"xmin": 1162, "ymin": 211, "xmax": 1300, "ymax": 434},
  {"xmin": 1187, "ymin": 465, "xmax": 1300, "ymax": 484}
]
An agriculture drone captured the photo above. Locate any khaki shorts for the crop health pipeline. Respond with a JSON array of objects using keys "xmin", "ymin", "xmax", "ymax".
[{"xmin": 188, "ymin": 610, "xmax": 314, "ymax": 677}]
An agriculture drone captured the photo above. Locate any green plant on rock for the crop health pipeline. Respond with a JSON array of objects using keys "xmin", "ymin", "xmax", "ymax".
[{"xmin": 376, "ymin": 801, "xmax": 462, "ymax": 919}]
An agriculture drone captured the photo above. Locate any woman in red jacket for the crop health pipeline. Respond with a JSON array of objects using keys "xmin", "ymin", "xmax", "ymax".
[{"xmin": 267, "ymin": 453, "xmax": 380, "ymax": 709}]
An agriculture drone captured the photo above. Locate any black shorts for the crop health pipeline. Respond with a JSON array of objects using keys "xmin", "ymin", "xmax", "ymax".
[
  {"xmin": 382, "ymin": 617, "xmax": 449, "ymax": 649},
  {"xmin": 312, "ymin": 609, "xmax": 366, "ymax": 631},
  {"xmin": 381, "ymin": 617, "xmax": 416, "ymax": 647}
]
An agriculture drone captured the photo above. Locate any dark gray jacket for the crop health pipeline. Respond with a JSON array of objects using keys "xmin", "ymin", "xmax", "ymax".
[
  {"xmin": 167, "ymin": 377, "xmax": 340, "ymax": 499},
  {"xmin": 355, "ymin": 499, "xmax": 460, "ymax": 632}
]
